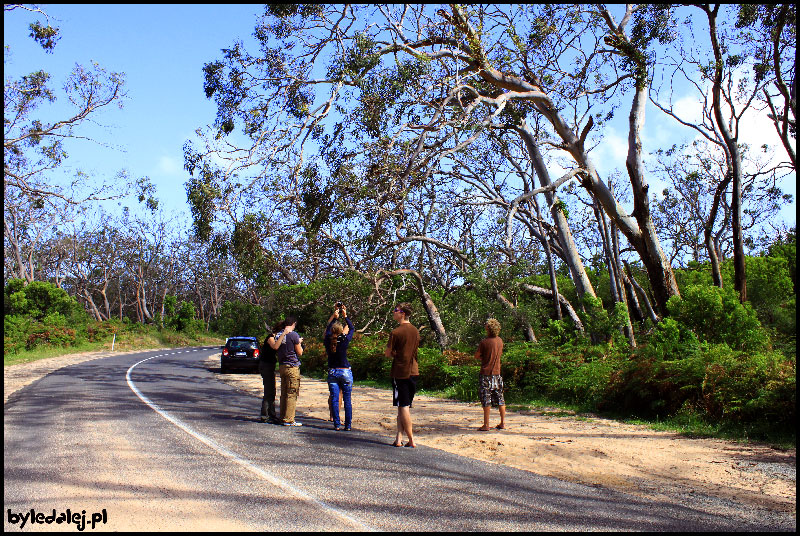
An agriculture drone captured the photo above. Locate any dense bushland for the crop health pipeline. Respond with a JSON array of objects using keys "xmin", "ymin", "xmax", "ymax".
[
  {"xmin": 5, "ymin": 245, "xmax": 795, "ymax": 443},
  {"xmin": 3, "ymin": 280, "xmax": 222, "ymax": 361},
  {"xmin": 275, "ymin": 250, "xmax": 796, "ymax": 444}
]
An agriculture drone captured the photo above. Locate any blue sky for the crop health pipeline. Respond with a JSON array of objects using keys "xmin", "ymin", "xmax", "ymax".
[
  {"xmin": 4, "ymin": 4, "xmax": 264, "ymax": 221},
  {"xmin": 4, "ymin": 4, "xmax": 796, "ymax": 232}
]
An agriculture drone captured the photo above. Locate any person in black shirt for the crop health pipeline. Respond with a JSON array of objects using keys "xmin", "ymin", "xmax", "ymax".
[
  {"xmin": 324, "ymin": 304, "xmax": 355, "ymax": 430},
  {"xmin": 259, "ymin": 321, "xmax": 292, "ymax": 424}
]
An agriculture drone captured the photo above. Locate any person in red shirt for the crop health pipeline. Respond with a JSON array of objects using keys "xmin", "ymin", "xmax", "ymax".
[
  {"xmin": 476, "ymin": 318, "xmax": 506, "ymax": 431},
  {"xmin": 384, "ymin": 302, "xmax": 420, "ymax": 447}
]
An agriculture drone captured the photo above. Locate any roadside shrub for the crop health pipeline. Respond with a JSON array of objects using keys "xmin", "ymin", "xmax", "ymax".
[
  {"xmin": 4, "ymin": 279, "xmax": 83, "ymax": 321},
  {"xmin": 441, "ymin": 362, "xmax": 480, "ymax": 400},
  {"xmin": 4, "ymin": 314, "xmax": 32, "ymax": 354},
  {"xmin": 699, "ymin": 344, "xmax": 795, "ymax": 425},
  {"xmin": 745, "ymin": 255, "xmax": 794, "ymax": 325},
  {"xmin": 298, "ymin": 338, "xmax": 327, "ymax": 377},
  {"xmin": 4, "ymin": 280, "xmax": 90, "ymax": 354},
  {"xmin": 772, "ymin": 295, "xmax": 795, "ymax": 344},
  {"xmin": 346, "ymin": 333, "xmax": 391, "ymax": 381},
  {"xmin": 416, "ymin": 346, "xmax": 450, "ymax": 390},
  {"xmin": 163, "ymin": 295, "xmax": 203, "ymax": 333},
  {"xmin": 545, "ymin": 319, "xmax": 574, "ymax": 345},
  {"xmin": 578, "ymin": 295, "xmax": 630, "ymax": 344},
  {"xmin": 26, "ymin": 322, "xmax": 78, "ymax": 350},
  {"xmin": 666, "ymin": 285, "xmax": 768, "ymax": 352},
  {"xmin": 557, "ymin": 350, "xmax": 618, "ymax": 407},
  {"xmin": 644, "ymin": 317, "xmax": 701, "ymax": 360},
  {"xmin": 86, "ymin": 320, "xmax": 118, "ymax": 342},
  {"xmin": 599, "ymin": 338, "xmax": 795, "ymax": 428}
]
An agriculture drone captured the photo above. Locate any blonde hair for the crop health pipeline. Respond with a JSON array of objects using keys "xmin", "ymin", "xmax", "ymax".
[
  {"xmin": 485, "ymin": 318, "xmax": 501, "ymax": 337},
  {"xmin": 329, "ymin": 322, "xmax": 344, "ymax": 354}
]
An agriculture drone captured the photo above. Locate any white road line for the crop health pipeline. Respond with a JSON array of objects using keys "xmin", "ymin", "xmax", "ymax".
[{"xmin": 126, "ymin": 349, "xmax": 376, "ymax": 531}]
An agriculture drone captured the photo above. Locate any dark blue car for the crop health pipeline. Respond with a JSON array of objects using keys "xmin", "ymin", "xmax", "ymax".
[{"xmin": 220, "ymin": 336, "xmax": 260, "ymax": 373}]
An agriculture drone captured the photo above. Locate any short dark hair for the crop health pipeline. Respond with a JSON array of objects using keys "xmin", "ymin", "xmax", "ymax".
[
  {"xmin": 395, "ymin": 303, "xmax": 412, "ymax": 318},
  {"xmin": 283, "ymin": 316, "xmax": 297, "ymax": 327}
]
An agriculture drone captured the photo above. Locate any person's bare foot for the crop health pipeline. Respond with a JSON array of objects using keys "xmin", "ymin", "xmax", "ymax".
[
  {"xmin": 404, "ymin": 442, "xmax": 416, "ymax": 448},
  {"xmin": 392, "ymin": 440, "xmax": 403, "ymax": 447},
  {"xmin": 477, "ymin": 425, "xmax": 490, "ymax": 431},
  {"xmin": 495, "ymin": 424, "xmax": 506, "ymax": 429}
]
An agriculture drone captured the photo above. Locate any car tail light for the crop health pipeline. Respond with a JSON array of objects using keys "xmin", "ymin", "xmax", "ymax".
[
  {"xmin": 253, "ymin": 349, "xmax": 259, "ymax": 358},
  {"xmin": 222, "ymin": 348, "xmax": 229, "ymax": 356}
]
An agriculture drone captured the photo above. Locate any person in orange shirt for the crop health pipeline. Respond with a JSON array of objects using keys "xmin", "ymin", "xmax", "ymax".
[
  {"xmin": 475, "ymin": 318, "xmax": 506, "ymax": 431},
  {"xmin": 384, "ymin": 302, "xmax": 420, "ymax": 447}
]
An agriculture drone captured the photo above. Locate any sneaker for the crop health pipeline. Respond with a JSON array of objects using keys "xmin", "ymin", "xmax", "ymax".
[{"xmin": 283, "ymin": 421, "xmax": 303, "ymax": 427}]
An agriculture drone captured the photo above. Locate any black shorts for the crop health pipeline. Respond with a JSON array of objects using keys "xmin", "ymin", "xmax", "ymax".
[{"xmin": 392, "ymin": 376, "xmax": 418, "ymax": 408}]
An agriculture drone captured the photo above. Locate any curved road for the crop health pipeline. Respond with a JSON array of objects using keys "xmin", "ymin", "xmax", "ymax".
[{"xmin": 4, "ymin": 347, "xmax": 793, "ymax": 531}]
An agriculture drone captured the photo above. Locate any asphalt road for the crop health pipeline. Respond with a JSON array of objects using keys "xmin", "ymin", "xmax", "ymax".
[{"xmin": 4, "ymin": 347, "xmax": 794, "ymax": 531}]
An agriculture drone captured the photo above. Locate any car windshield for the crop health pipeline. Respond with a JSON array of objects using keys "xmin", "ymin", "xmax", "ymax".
[{"xmin": 229, "ymin": 340, "xmax": 256, "ymax": 350}]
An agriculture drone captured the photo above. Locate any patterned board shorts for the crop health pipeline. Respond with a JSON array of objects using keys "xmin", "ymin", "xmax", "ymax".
[{"xmin": 479, "ymin": 374, "xmax": 505, "ymax": 408}]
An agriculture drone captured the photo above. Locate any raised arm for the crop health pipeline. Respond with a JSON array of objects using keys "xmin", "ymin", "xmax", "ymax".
[{"xmin": 344, "ymin": 316, "xmax": 354, "ymax": 340}]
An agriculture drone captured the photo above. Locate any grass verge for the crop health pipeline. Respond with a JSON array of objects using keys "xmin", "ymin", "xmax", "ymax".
[{"xmin": 4, "ymin": 327, "xmax": 225, "ymax": 367}]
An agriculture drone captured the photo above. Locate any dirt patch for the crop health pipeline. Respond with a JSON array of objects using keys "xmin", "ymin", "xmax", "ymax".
[{"xmin": 5, "ymin": 350, "xmax": 795, "ymax": 516}]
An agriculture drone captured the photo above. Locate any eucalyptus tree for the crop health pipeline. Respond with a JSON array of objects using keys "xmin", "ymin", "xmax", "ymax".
[
  {"xmin": 649, "ymin": 139, "xmax": 791, "ymax": 281},
  {"xmin": 114, "ymin": 211, "xmax": 173, "ymax": 323},
  {"xmin": 648, "ymin": 4, "xmax": 795, "ymax": 302},
  {"xmin": 187, "ymin": 4, "xmax": 693, "ymax": 322},
  {"xmin": 4, "ymin": 5, "xmax": 136, "ymax": 287},
  {"xmin": 58, "ymin": 215, "xmax": 126, "ymax": 321},
  {"xmin": 735, "ymin": 4, "xmax": 796, "ymax": 170}
]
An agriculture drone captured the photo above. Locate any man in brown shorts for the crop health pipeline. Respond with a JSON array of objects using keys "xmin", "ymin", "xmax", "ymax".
[
  {"xmin": 476, "ymin": 318, "xmax": 506, "ymax": 431},
  {"xmin": 384, "ymin": 302, "xmax": 420, "ymax": 447}
]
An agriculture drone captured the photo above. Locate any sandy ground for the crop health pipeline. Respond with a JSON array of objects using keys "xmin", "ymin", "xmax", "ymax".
[{"xmin": 4, "ymin": 349, "xmax": 795, "ymax": 517}]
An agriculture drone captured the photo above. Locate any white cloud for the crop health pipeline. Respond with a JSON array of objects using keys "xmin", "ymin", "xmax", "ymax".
[
  {"xmin": 671, "ymin": 94, "xmax": 705, "ymax": 125},
  {"xmin": 156, "ymin": 155, "xmax": 182, "ymax": 176},
  {"xmin": 589, "ymin": 125, "xmax": 628, "ymax": 177}
]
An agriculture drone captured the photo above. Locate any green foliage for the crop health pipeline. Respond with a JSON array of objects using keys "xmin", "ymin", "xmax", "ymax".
[
  {"xmin": 666, "ymin": 285, "xmax": 768, "ymax": 352},
  {"xmin": 700, "ymin": 345, "xmax": 795, "ymax": 424},
  {"xmin": 765, "ymin": 228, "xmax": 796, "ymax": 292},
  {"xmin": 675, "ymin": 246, "xmax": 795, "ymax": 340},
  {"xmin": 772, "ymin": 295, "xmax": 796, "ymax": 346},
  {"xmin": 163, "ymin": 295, "xmax": 204, "ymax": 334},
  {"xmin": 211, "ymin": 300, "xmax": 268, "ymax": 337},
  {"xmin": 4, "ymin": 279, "xmax": 89, "ymax": 353},
  {"xmin": 28, "ymin": 21, "xmax": 60, "ymax": 51},
  {"xmin": 603, "ymin": 342, "xmax": 795, "ymax": 429},
  {"xmin": 344, "ymin": 333, "xmax": 393, "ymax": 381},
  {"xmin": 4, "ymin": 279, "xmax": 83, "ymax": 321},
  {"xmin": 745, "ymin": 255, "xmax": 794, "ymax": 323},
  {"xmin": 328, "ymin": 32, "xmax": 381, "ymax": 83},
  {"xmin": 646, "ymin": 317, "xmax": 701, "ymax": 360},
  {"xmin": 267, "ymin": 273, "xmax": 376, "ymax": 335},
  {"xmin": 577, "ymin": 295, "xmax": 629, "ymax": 344},
  {"xmin": 4, "ymin": 315, "xmax": 34, "ymax": 354},
  {"xmin": 183, "ymin": 162, "xmax": 223, "ymax": 241},
  {"xmin": 545, "ymin": 319, "xmax": 573, "ymax": 345}
]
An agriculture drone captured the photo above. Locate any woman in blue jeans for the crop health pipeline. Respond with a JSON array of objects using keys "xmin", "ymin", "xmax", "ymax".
[{"xmin": 324, "ymin": 304, "xmax": 355, "ymax": 430}]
